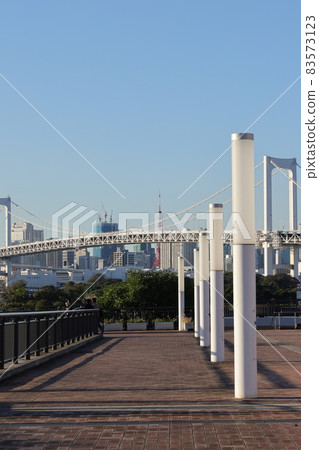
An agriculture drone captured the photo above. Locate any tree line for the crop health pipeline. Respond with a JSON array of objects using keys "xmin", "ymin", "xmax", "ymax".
[{"xmin": 0, "ymin": 271, "xmax": 299, "ymax": 315}]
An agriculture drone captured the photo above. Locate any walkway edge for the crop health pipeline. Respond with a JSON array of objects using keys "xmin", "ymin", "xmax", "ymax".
[{"xmin": 0, "ymin": 334, "xmax": 103, "ymax": 382}]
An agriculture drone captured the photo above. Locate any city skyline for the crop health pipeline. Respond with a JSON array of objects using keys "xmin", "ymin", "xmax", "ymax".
[{"xmin": 0, "ymin": 1, "xmax": 300, "ymax": 241}]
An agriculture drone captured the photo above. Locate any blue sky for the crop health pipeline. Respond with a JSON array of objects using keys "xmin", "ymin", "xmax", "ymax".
[{"xmin": 0, "ymin": 1, "xmax": 301, "ymax": 240}]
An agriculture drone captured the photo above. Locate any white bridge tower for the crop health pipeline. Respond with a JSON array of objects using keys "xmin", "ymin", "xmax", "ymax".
[{"xmin": 263, "ymin": 156, "xmax": 298, "ymax": 277}]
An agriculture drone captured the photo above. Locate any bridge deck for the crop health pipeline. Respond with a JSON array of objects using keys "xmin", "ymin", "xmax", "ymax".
[{"xmin": 0, "ymin": 330, "xmax": 300, "ymax": 449}]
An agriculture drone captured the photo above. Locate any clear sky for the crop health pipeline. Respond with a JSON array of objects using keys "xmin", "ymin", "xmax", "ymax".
[{"xmin": 0, "ymin": 0, "xmax": 301, "ymax": 241}]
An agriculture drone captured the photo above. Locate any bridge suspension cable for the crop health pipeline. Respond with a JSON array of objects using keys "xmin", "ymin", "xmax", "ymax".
[
  {"xmin": 137, "ymin": 161, "xmax": 266, "ymax": 232},
  {"xmin": 7, "ymin": 208, "xmax": 88, "ymax": 237},
  {"xmin": 269, "ymin": 160, "xmax": 301, "ymax": 189},
  {"xmin": 4, "ymin": 159, "xmax": 300, "ymax": 238}
]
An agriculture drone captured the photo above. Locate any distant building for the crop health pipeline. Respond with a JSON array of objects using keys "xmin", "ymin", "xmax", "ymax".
[
  {"xmin": 224, "ymin": 243, "xmax": 232, "ymax": 257},
  {"xmin": 113, "ymin": 247, "xmax": 128, "ymax": 267},
  {"xmin": 92, "ymin": 221, "xmax": 121, "ymax": 264},
  {"xmin": 133, "ymin": 244, "xmax": 154, "ymax": 268},
  {"xmin": 160, "ymin": 242, "xmax": 197, "ymax": 270},
  {"xmin": 11, "ymin": 222, "xmax": 34, "ymax": 243},
  {"xmin": 62, "ymin": 250, "xmax": 75, "ymax": 268},
  {"xmin": 126, "ymin": 251, "xmax": 146, "ymax": 267},
  {"xmin": 45, "ymin": 250, "xmax": 63, "ymax": 268},
  {"xmin": 11, "ymin": 265, "xmax": 132, "ymax": 291},
  {"xmin": 256, "ymin": 248, "xmax": 264, "ymax": 270},
  {"xmin": 11, "ymin": 222, "xmax": 45, "ymax": 266},
  {"xmin": 74, "ymin": 249, "xmax": 98, "ymax": 270}
]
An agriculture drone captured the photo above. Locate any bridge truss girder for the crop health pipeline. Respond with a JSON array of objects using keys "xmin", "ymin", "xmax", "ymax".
[{"xmin": 0, "ymin": 230, "xmax": 301, "ymax": 259}]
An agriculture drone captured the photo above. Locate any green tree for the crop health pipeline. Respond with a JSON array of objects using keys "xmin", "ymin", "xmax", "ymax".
[
  {"xmin": 86, "ymin": 273, "xmax": 122, "ymax": 295},
  {"xmin": 1, "ymin": 280, "xmax": 30, "ymax": 311},
  {"xmin": 97, "ymin": 270, "xmax": 193, "ymax": 322},
  {"xmin": 60, "ymin": 281, "xmax": 87, "ymax": 308},
  {"xmin": 32, "ymin": 285, "xmax": 64, "ymax": 311},
  {"xmin": 98, "ymin": 281, "xmax": 128, "ymax": 321},
  {"xmin": 256, "ymin": 273, "xmax": 298, "ymax": 305}
]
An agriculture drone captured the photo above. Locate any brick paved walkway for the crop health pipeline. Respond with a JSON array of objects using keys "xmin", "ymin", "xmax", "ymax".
[{"xmin": 0, "ymin": 330, "xmax": 300, "ymax": 449}]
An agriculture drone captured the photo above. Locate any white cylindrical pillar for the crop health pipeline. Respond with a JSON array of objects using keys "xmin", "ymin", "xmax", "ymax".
[
  {"xmin": 199, "ymin": 231, "xmax": 210, "ymax": 347},
  {"xmin": 193, "ymin": 248, "xmax": 200, "ymax": 338},
  {"xmin": 178, "ymin": 256, "xmax": 185, "ymax": 331},
  {"xmin": 263, "ymin": 243, "xmax": 273, "ymax": 276},
  {"xmin": 290, "ymin": 246, "xmax": 298, "ymax": 278},
  {"xmin": 232, "ymin": 132, "xmax": 257, "ymax": 399},
  {"xmin": 275, "ymin": 248, "xmax": 281, "ymax": 266},
  {"xmin": 209, "ymin": 203, "xmax": 224, "ymax": 362}
]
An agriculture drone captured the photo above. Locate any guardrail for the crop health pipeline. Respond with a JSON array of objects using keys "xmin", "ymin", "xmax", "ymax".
[{"xmin": 0, "ymin": 309, "xmax": 99, "ymax": 369}]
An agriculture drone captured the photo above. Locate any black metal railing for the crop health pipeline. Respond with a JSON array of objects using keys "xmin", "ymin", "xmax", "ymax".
[
  {"xmin": 0, "ymin": 309, "xmax": 100, "ymax": 369},
  {"xmin": 224, "ymin": 303, "xmax": 301, "ymax": 317}
]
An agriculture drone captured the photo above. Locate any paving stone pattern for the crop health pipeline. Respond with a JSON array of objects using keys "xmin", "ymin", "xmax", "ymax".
[{"xmin": 0, "ymin": 330, "xmax": 300, "ymax": 449}]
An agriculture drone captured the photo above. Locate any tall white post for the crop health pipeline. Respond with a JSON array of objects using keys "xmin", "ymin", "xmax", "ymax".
[
  {"xmin": 193, "ymin": 248, "xmax": 200, "ymax": 338},
  {"xmin": 290, "ymin": 247, "xmax": 298, "ymax": 278},
  {"xmin": 275, "ymin": 248, "xmax": 281, "ymax": 266},
  {"xmin": 263, "ymin": 244, "xmax": 273, "ymax": 276},
  {"xmin": 231, "ymin": 133, "xmax": 257, "ymax": 399},
  {"xmin": 0, "ymin": 197, "xmax": 12, "ymax": 285},
  {"xmin": 199, "ymin": 231, "xmax": 210, "ymax": 347},
  {"xmin": 263, "ymin": 156, "xmax": 273, "ymax": 276},
  {"xmin": 209, "ymin": 203, "xmax": 224, "ymax": 362},
  {"xmin": 178, "ymin": 256, "xmax": 185, "ymax": 331}
]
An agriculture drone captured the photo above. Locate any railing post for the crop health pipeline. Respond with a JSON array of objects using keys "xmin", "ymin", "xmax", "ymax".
[
  {"xmin": 14, "ymin": 317, "xmax": 19, "ymax": 364},
  {"xmin": 85, "ymin": 312, "xmax": 89, "ymax": 337},
  {"xmin": 53, "ymin": 314, "xmax": 57, "ymax": 350},
  {"xmin": 66, "ymin": 313, "xmax": 71, "ymax": 345},
  {"xmin": 26, "ymin": 316, "xmax": 31, "ymax": 360},
  {"xmin": 80, "ymin": 312, "xmax": 85, "ymax": 338},
  {"xmin": 89, "ymin": 311, "xmax": 93, "ymax": 336},
  {"xmin": 71, "ymin": 312, "xmax": 76, "ymax": 343},
  {"xmin": 61, "ymin": 315, "xmax": 65, "ymax": 347},
  {"xmin": 76, "ymin": 312, "xmax": 80, "ymax": 341},
  {"xmin": 0, "ymin": 318, "xmax": 5, "ymax": 369},
  {"xmin": 45, "ymin": 316, "xmax": 49, "ymax": 353},
  {"xmin": 36, "ymin": 317, "xmax": 41, "ymax": 356},
  {"xmin": 92, "ymin": 311, "xmax": 96, "ymax": 336},
  {"xmin": 0, "ymin": 310, "xmax": 100, "ymax": 368}
]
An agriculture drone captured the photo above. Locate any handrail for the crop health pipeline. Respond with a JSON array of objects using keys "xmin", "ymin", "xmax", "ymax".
[
  {"xmin": 0, "ymin": 309, "xmax": 96, "ymax": 318},
  {"xmin": 0, "ymin": 309, "xmax": 100, "ymax": 370}
]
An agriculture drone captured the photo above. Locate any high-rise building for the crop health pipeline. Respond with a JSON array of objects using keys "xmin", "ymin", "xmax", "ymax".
[
  {"xmin": 45, "ymin": 250, "xmax": 63, "ymax": 268},
  {"xmin": 126, "ymin": 252, "xmax": 146, "ymax": 267},
  {"xmin": 62, "ymin": 250, "xmax": 75, "ymax": 268},
  {"xmin": 113, "ymin": 247, "xmax": 127, "ymax": 267},
  {"xmin": 132, "ymin": 244, "xmax": 153, "ymax": 268},
  {"xmin": 12, "ymin": 222, "xmax": 44, "ymax": 244},
  {"xmin": 11, "ymin": 222, "xmax": 45, "ymax": 266},
  {"xmin": 93, "ymin": 220, "xmax": 120, "ymax": 264},
  {"xmin": 160, "ymin": 242, "xmax": 197, "ymax": 270}
]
